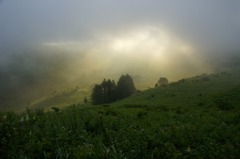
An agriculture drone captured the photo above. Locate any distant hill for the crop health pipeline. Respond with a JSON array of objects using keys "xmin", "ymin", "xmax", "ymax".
[
  {"xmin": 28, "ymin": 86, "xmax": 92, "ymax": 112},
  {"xmin": 112, "ymin": 69, "xmax": 240, "ymax": 110},
  {"xmin": 27, "ymin": 69, "xmax": 240, "ymax": 112}
]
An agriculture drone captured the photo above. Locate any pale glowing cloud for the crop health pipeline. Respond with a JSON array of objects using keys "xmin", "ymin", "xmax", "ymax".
[
  {"xmin": 109, "ymin": 27, "xmax": 169, "ymax": 59},
  {"xmin": 41, "ymin": 26, "xmax": 212, "ymax": 87},
  {"xmin": 40, "ymin": 26, "xmax": 212, "ymax": 84}
]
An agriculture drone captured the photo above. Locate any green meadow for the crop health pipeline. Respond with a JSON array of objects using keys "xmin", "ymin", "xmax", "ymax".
[{"xmin": 1, "ymin": 70, "xmax": 240, "ymax": 158}]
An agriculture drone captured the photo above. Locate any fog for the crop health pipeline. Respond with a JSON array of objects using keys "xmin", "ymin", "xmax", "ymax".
[{"xmin": 0, "ymin": 0, "xmax": 240, "ymax": 110}]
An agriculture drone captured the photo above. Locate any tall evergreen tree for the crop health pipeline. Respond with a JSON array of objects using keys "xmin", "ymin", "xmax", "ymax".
[
  {"xmin": 91, "ymin": 79, "xmax": 117, "ymax": 104},
  {"xmin": 91, "ymin": 84, "xmax": 104, "ymax": 104},
  {"xmin": 106, "ymin": 79, "xmax": 117, "ymax": 102},
  {"xmin": 116, "ymin": 74, "xmax": 136, "ymax": 99}
]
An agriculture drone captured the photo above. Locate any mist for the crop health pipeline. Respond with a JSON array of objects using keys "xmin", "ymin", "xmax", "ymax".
[{"xmin": 0, "ymin": 0, "xmax": 240, "ymax": 110}]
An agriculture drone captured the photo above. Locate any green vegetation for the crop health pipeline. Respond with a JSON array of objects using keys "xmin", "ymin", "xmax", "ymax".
[
  {"xmin": 1, "ymin": 70, "xmax": 240, "ymax": 158},
  {"xmin": 29, "ymin": 87, "xmax": 91, "ymax": 111}
]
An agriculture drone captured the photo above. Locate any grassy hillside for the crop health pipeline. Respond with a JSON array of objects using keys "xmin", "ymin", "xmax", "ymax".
[
  {"xmin": 1, "ymin": 70, "xmax": 240, "ymax": 158},
  {"xmin": 28, "ymin": 86, "xmax": 92, "ymax": 112},
  {"xmin": 114, "ymin": 70, "xmax": 240, "ymax": 108}
]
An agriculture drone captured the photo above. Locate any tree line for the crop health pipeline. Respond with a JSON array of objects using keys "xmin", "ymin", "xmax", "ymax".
[{"xmin": 91, "ymin": 74, "xmax": 136, "ymax": 105}]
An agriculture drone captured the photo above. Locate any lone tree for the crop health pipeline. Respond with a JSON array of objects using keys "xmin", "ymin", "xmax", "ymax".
[
  {"xmin": 155, "ymin": 77, "xmax": 168, "ymax": 87},
  {"xmin": 116, "ymin": 74, "xmax": 136, "ymax": 99}
]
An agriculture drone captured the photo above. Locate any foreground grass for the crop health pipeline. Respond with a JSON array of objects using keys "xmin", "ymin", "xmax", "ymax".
[
  {"xmin": 1, "ymin": 71, "xmax": 240, "ymax": 158},
  {"xmin": 1, "ymin": 102, "xmax": 240, "ymax": 158}
]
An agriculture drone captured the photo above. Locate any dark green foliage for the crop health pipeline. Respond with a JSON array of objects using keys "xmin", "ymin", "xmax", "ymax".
[
  {"xmin": 202, "ymin": 77, "xmax": 210, "ymax": 81},
  {"xmin": 155, "ymin": 77, "xmax": 168, "ymax": 87},
  {"xmin": 136, "ymin": 111, "xmax": 148, "ymax": 119},
  {"xmin": 91, "ymin": 74, "xmax": 136, "ymax": 104},
  {"xmin": 91, "ymin": 84, "xmax": 105, "ymax": 104},
  {"xmin": 105, "ymin": 109, "xmax": 119, "ymax": 116},
  {"xmin": 91, "ymin": 79, "xmax": 117, "ymax": 105},
  {"xmin": 116, "ymin": 74, "xmax": 136, "ymax": 99},
  {"xmin": 51, "ymin": 107, "xmax": 60, "ymax": 112},
  {"xmin": 1, "ymin": 101, "xmax": 240, "ymax": 158},
  {"xmin": 35, "ymin": 108, "xmax": 44, "ymax": 116},
  {"xmin": 213, "ymin": 96, "xmax": 234, "ymax": 111}
]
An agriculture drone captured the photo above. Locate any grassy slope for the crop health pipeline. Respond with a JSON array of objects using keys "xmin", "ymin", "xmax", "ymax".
[
  {"xmin": 27, "ymin": 86, "xmax": 92, "ymax": 112},
  {"xmin": 114, "ymin": 71, "xmax": 240, "ymax": 108},
  {"xmin": 1, "ymin": 70, "xmax": 240, "ymax": 158}
]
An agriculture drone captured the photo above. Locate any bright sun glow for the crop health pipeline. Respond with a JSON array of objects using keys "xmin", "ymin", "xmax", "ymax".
[
  {"xmin": 109, "ymin": 27, "xmax": 170, "ymax": 59},
  {"xmin": 42, "ymin": 26, "xmax": 199, "ymax": 74},
  {"xmin": 39, "ymin": 26, "xmax": 211, "ymax": 84}
]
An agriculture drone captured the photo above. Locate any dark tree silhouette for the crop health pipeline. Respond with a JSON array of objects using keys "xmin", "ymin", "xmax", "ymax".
[
  {"xmin": 116, "ymin": 74, "xmax": 136, "ymax": 99},
  {"xmin": 51, "ymin": 107, "xmax": 60, "ymax": 113},
  {"xmin": 91, "ymin": 74, "xmax": 136, "ymax": 104},
  {"xmin": 156, "ymin": 77, "xmax": 168, "ymax": 86},
  {"xmin": 106, "ymin": 79, "xmax": 117, "ymax": 102},
  {"xmin": 91, "ymin": 79, "xmax": 117, "ymax": 104},
  {"xmin": 91, "ymin": 84, "xmax": 104, "ymax": 105}
]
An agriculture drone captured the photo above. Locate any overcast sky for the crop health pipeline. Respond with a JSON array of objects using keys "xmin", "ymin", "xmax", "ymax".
[
  {"xmin": 0, "ymin": 0, "xmax": 240, "ymax": 85},
  {"xmin": 1, "ymin": 0, "xmax": 240, "ymax": 53}
]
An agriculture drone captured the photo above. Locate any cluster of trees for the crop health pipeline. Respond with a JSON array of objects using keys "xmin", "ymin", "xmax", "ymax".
[{"xmin": 91, "ymin": 74, "xmax": 136, "ymax": 104}]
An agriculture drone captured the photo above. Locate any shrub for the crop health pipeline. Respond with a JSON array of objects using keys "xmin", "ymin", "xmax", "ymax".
[
  {"xmin": 137, "ymin": 111, "xmax": 148, "ymax": 119},
  {"xmin": 202, "ymin": 77, "xmax": 210, "ymax": 81},
  {"xmin": 52, "ymin": 107, "xmax": 60, "ymax": 112},
  {"xmin": 214, "ymin": 98, "xmax": 234, "ymax": 111},
  {"xmin": 35, "ymin": 108, "xmax": 44, "ymax": 116}
]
